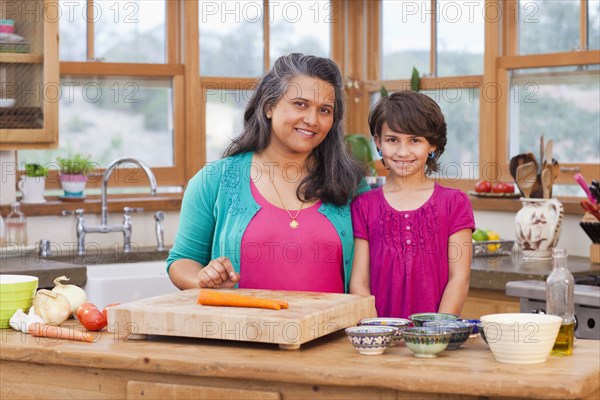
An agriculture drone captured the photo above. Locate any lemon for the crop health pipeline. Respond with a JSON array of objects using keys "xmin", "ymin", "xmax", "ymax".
[{"xmin": 486, "ymin": 230, "xmax": 500, "ymax": 252}]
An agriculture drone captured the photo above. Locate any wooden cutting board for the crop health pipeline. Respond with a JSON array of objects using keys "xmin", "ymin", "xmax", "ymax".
[{"xmin": 108, "ymin": 289, "xmax": 377, "ymax": 349}]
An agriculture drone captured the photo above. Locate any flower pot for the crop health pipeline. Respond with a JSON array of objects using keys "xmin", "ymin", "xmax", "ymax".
[
  {"xmin": 515, "ymin": 198, "xmax": 564, "ymax": 261},
  {"xmin": 59, "ymin": 174, "xmax": 87, "ymax": 198},
  {"xmin": 18, "ymin": 176, "xmax": 46, "ymax": 204}
]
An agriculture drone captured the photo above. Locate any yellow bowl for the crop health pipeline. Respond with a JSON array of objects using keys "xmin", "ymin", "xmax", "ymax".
[{"xmin": 0, "ymin": 275, "xmax": 39, "ymax": 329}]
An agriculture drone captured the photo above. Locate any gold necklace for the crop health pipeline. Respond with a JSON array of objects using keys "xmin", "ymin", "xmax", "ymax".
[{"xmin": 271, "ymin": 180, "xmax": 304, "ymax": 229}]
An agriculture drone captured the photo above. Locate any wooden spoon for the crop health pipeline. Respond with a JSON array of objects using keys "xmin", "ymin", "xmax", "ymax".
[
  {"xmin": 544, "ymin": 139, "xmax": 553, "ymax": 169},
  {"xmin": 509, "ymin": 153, "xmax": 539, "ymax": 181},
  {"xmin": 542, "ymin": 168, "xmax": 552, "ymax": 198},
  {"xmin": 516, "ymin": 162, "xmax": 537, "ymax": 198}
]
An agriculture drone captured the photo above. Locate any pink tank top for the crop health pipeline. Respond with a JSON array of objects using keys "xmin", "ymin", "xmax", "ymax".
[{"xmin": 238, "ymin": 179, "xmax": 344, "ymax": 293}]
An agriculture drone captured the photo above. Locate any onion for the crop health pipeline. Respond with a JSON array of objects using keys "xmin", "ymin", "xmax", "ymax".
[
  {"xmin": 32, "ymin": 289, "xmax": 71, "ymax": 325},
  {"xmin": 52, "ymin": 276, "xmax": 87, "ymax": 316}
]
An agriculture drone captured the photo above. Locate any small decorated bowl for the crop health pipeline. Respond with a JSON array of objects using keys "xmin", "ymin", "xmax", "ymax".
[
  {"xmin": 345, "ymin": 325, "xmax": 397, "ymax": 355},
  {"xmin": 478, "ymin": 322, "xmax": 488, "ymax": 344},
  {"xmin": 424, "ymin": 321, "xmax": 474, "ymax": 350},
  {"xmin": 409, "ymin": 312, "xmax": 460, "ymax": 327},
  {"xmin": 402, "ymin": 326, "xmax": 452, "ymax": 358},
  {"xmin": 461, "ymin": 319, "xmax": 481, "ymax": 336},
  {"xmin": 358, "ymin": 317, "xmax": 411, "ymax": 346}
]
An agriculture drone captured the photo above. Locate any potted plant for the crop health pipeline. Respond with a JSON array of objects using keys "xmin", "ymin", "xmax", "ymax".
[
  {"xmin": 18, "ymin": 163, "xmax": 48, "ymax": 204},
  {"xmin": 57, "ymin": 154, "xmax": 93, "ymax": 198}
]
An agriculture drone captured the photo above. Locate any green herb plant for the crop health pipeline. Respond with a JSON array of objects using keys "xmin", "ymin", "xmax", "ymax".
[
  {"xmin": 56, "ymin": 154, "xmax": 93, "ymax": 175},
  {"xmin": 24, "ymin": 163, "xmax": 48, "ymax": 178}
]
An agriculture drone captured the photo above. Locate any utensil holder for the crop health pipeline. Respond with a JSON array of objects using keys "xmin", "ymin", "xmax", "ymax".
[{"xmin": 591, "ymin": 244, "xmax": 600, "ymax": 264}]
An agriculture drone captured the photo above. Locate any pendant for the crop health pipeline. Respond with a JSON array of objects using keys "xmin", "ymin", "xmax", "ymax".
[{"xmin": 290, "ymin": 219, "xmax": 299, "ymax": 229}]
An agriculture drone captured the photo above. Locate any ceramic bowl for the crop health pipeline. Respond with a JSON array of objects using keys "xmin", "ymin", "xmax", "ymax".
[
  {"xmin": 476, "ymin": 322, "xmax": 488, "ymax": 344},
  {"xmin": 409, "ymin": 312, "xmax": 460, "ymax": 327},
  {"xmin": 345, "ymin": 325, "xmax": 397, "ymax": 355},
  {"xmin": 402, "ymin": 326, "xmax": 452, "ymax": 358},
  {"xmin": 480, "ymin": 313, "xmax": 562, "ymax": 364},
  {"xmin": 461, "ymin": 319, "xmax": 481, "ymax": 336},
  {"xmin": 358, "ymin": 317, "xmax": 411, "ymax": 346},
  {"xmin": 424, "ymin": 321, "xmax": 474, "ymax": 349},
  {"xmin": 0, "ymin": 275, "xmax": 39, "ymax": 328}
]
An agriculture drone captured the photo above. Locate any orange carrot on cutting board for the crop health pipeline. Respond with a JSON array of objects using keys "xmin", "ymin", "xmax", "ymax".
[{"xmin": 197, "ymin": 290, "xmax": 289, "ymax": 310}]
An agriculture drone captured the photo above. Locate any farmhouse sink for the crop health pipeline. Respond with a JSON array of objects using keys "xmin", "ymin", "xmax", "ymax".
[{"xmin": 83, "ymin": 261, "xmax": 179, "ymax": 309}]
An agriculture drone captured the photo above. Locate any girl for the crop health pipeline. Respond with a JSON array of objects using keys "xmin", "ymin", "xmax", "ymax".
[{"xmin": 350, "ymin": 91, "xmax": 475, "ymax": 318}]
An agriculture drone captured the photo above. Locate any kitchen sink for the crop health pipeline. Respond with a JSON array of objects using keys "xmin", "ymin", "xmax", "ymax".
[{"xmin": 83, "ymin": 261, "xmax": 179, "ymax": 309}]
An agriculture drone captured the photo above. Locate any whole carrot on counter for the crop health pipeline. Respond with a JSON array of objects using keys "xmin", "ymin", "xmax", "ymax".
[
  {"xmin": 28, "ymin": 322, "xmax": 94, "ymax": 342},
  {"xmin": 198, "ymin": 290, "xmax": 289, "ymax": 310}
]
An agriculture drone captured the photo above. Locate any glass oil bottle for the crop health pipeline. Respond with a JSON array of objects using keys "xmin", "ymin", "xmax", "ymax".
[{"xmin": 546, "ymin": 248, "xmax": 575, "ymax": 356}]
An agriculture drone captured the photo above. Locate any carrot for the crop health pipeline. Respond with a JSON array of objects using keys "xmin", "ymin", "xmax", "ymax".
[
  {"xmin": 28, "ymin": 323, "xmax": 94, "ymax": 343},
  {"xmin": 197, "ymin": 290, "xmax": 288, "ymax": 310}
]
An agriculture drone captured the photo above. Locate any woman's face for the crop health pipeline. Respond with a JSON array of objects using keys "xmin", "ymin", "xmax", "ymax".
[
  {"xmin": 266, "ymin": 75, "xmax": 335, "ymax": 156},
  {"xmin": 374, "ymin": 122, "xmax": 436, "ymax": 179}
]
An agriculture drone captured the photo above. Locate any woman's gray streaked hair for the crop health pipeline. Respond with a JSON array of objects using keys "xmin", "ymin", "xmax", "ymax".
[{"xmin": 224, "ymin": 53, "xmax": 365, "ymax": 206}]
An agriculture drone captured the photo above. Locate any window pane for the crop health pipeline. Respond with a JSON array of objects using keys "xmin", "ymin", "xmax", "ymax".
[
  {"xmin": 508, "ymin": 67, "xmax": 600, "ymax": 165},
  {"xmin": 19, "ymin": 77, "xmax": 174, "ymax": 168},
  {"xmin": 519, "ymin": 0, "xmax": 580, "ymax": 54},
  {"xmin": 269, "ymin": 0, "xmax": 331, "ymax": 66},
  {"xmin": 436, "ymin": 0, "xmax": 484, "ymax": 76},
  {"xmin": 95, "ymin": 0, "xmax": 166, "ymax": 63},
  {"xmin": 59, "ymin": 0, "xmax": 87, "ymax": 61},
  {"xmin": 205, "ymin": 90, "xmax": 252, "ymax": 162},
  {"xmin": 382, "ymin": 0, "xmax": 431, "ymax": 79},
  {"xmin": 199, "ymin": 1, "xmax": 263, "ymax": 77},
  {"xmin": 420, "ymin": 88, "xmax": 480, "ymax": 180},
  {"xmin": 589, "ymin": 0, "xmax": 600, "ymax": 50}
]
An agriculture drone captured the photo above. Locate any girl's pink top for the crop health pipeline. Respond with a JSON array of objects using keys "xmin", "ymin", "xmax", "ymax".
[
  {"xmin": 238, "ymin": 179, "xmax": 344, "ymax": 293},
  {"xmin": 351, "ymin": 183, "xmax": 475, "ymax": 318}
]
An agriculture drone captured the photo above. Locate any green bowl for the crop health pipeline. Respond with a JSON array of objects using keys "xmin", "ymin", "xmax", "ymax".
[
  {"xmin": 409, "ymin": 312, "xmax": 460, "ymax": 327},
  {"xmin": 402, "ymin": 326, "xmax": 452, "ymax": 358},
  {"xmin": 0, "ymin": 275, "xmax": 38, "ymax": 329}
]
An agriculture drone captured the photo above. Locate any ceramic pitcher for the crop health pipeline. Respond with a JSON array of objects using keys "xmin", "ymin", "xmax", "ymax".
[{"xmin": 515, "ymin": 198, "xmax": 564, "ymax": 261}]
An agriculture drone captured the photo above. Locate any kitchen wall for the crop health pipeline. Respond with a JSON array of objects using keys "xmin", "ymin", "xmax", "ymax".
[{"xmin": 18, "ymin": 209, "xmax": 592, "ymax": 259}]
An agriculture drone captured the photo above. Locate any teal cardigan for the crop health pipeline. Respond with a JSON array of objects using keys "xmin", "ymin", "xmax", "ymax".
[{"xmin": 167, "ymin": 152, "xmax": 364, "ymax": 292}]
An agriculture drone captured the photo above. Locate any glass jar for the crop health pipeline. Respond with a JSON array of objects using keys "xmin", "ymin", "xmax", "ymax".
[{"xmin": 5, "ymin": 202, "xmax": 27, "ymax": 246}]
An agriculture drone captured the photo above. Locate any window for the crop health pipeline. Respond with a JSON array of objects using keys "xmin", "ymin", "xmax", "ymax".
[
  {"xmin": 19, "ymin": 0, "xmax": 183, "ymax": 190},
  {"xmin": 199, "ymin": 0, "xmax": 334, "ymax": 163}
]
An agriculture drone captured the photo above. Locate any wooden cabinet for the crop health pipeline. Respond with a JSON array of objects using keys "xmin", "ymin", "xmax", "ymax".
[{"xmin": 0, "ymin": 0, "xmax": 58, "ymax": 149}]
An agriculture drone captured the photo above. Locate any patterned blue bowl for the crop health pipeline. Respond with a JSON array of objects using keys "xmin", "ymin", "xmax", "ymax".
[
  {"xmin": 358, "ymin": 317, "xmax": 411, "ymax": 346},
  {"xmin": 423, "ymin": 321, "xmax": 474, "ymax": 349},
  {"xmin": 402, "ymin": 326, "xmax": 452, "ymax": 358},
  {"xmin": 345, "ymin": 325, "xmax": 397, "ymax": 355},
  {"xmin": 409, "ymin": 312, "xmax": 460, "ymax": 327}
]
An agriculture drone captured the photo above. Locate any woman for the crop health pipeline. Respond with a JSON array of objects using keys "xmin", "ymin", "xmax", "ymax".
[{"xmin": 167, "ymin": 53, "xmax": 365, "ymax": 293}]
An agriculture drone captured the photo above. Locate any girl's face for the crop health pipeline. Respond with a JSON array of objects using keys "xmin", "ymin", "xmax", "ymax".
[
  {"xmin": 375, "ymin": 122, "xmax": 436, "ymax": 179},
  {"xmin": 266, "ymin": 75, "xmax": 335, "ymax": 157}
]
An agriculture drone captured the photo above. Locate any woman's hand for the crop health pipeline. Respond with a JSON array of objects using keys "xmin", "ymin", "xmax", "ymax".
[{"xmin": 197, "ymin": 256, "xmax": 240, "ymax": 288}]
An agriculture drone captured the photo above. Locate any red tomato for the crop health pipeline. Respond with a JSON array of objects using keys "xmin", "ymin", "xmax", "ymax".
[
  {"xmin": 102, "ymin": 303, "xmax": 121, "ymax": 319},
  {"xmin": 77, "ymin": 306, "xmax": 107, "ymax": 331},
  {"xmin": 75, "ymin": 302, "xmax": 98, "ymax": 315},
  {"xmin": 474, "ymin": 179, "xmax": 492, "ymax": 193},
  {"xmin": 492, "ymin": 182, "xmax": 515, "ymax": 194}
]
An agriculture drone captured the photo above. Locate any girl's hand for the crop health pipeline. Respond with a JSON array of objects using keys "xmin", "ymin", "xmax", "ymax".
[{"xmin": 197, "ymin": 257, "xmax": 240, "ymax": 288}]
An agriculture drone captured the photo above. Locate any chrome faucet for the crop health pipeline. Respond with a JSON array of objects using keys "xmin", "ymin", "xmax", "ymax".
[
  {"xmin": 154, "ymin": 211, "xmax": 166, "ymax": 252},
  {"xmin": 62, "ymin": 158, "xmax": 157, "ymax": 256}
]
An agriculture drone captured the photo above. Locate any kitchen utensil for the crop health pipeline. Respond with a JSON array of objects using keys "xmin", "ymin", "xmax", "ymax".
[
  {"xmin": 542, "ymin": 168, "xmax": 552, "ymax": 198},
  {"xmin": 109, "ymin": 289, "xmax": 377, "ymax": 350},
  {"xmin": 580, "ymin": 200, "xmax": 600, "ymax": 221},
  {"xmin": 590, "ymin": 180, "xmax": 600, "ymax": 204},
  {"xmin": 544, "ymin": 139, "xmax": 553, "ymax": 169},
  {"xmin": 516, "ymin": 162, "xmax": 537, "ymax": 198},
  {"xmin": 509, "ymin": 153, "xmax": 539, "ymax": 181},
  {"xmin": 574, "ymin": 173, "xmax": 596, "ymax": 203},
  {"xmin": 539, "ymin": 134, "xmax": 545, "ymax": 174},
  {"xmin": 579, "ymin": 221, "xmax": 600, "ymax": 243},
  {"xmin": 551, "ymin": 159, "xmax": 560, "ymax": 182}
]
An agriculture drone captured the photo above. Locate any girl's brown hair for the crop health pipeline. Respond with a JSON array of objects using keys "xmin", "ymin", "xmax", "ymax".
[{"xmin": 368, "ymin": 91, "xmax": 447, "ymax": 174}]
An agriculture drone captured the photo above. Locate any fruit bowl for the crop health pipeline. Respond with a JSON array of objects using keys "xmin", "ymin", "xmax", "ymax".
[{"xmin": 472, "ymin": 240, "xmax": 515, "ymax": 257}]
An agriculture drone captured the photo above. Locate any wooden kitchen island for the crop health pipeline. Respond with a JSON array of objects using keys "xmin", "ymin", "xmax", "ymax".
[{"xmin": 1, "ymin": 325, "xmax": 598, "ymax": 399}]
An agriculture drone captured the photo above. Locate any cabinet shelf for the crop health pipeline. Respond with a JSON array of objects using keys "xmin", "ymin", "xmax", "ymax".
[{"xmin": 0, "ymin": 53, "xmax": 43, "ymax": 64}]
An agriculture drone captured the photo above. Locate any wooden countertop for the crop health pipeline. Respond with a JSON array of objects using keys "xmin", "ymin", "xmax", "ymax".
[{"xmin": 0, "ymin": 323, "xmax": 598, "ymax": 399}]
